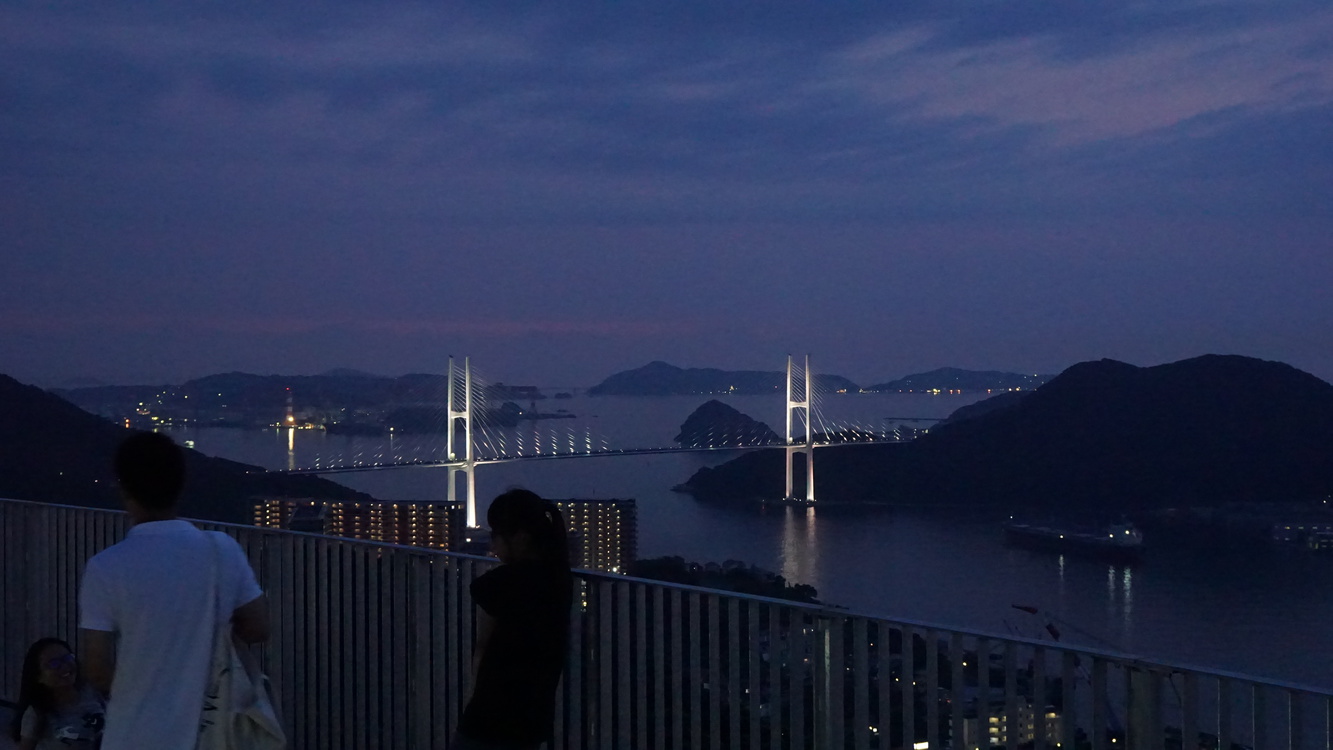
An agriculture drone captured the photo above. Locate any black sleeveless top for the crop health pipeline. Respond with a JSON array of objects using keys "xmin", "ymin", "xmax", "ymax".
[{"xmin": 459, "ymin": 561, "xmax": 573, "ymax": 744}]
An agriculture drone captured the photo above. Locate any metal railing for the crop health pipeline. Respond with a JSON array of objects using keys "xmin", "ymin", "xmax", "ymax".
[{"xmin": 2, "ymin": 497, "xmax": 1330, "ymax": 749}]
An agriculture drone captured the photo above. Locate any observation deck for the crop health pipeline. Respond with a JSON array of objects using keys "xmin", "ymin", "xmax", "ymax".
[{"xmin": 2, "ymin": 498, "xmax": 1329, "ymax": 749}]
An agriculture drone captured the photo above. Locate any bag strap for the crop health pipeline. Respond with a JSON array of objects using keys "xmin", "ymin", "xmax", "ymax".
[{"xmin": 206, "ymin": 530, "xmax": 226, "ymax": 640}]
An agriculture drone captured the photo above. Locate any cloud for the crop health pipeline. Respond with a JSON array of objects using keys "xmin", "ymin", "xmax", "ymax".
[
  {"xmin": 823, "ymin": 13, "xmax": 1333, "ymax": 146},
  {"xmin": 1, "ymin": 1, "xmax": 1330, "ymax": 224}
]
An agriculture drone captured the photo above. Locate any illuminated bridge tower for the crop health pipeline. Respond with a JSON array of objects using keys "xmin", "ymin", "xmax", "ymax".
[
  {"xmin": 446, "ymin": 356, "xmax": 479, "ymax": 528},
  {"xmin": 785, "ymin": 354, "xmax": 816, "ymax": 504}
]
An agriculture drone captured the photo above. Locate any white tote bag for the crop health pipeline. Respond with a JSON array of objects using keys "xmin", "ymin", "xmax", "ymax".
[{"xmin": 197, "ymin": 533, "xmax": 286, "ymax": 750}]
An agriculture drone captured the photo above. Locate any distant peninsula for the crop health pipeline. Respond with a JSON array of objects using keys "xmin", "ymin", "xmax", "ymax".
[
  {"xmin": 1, "ymin": 374, "xmax": 375, "ymax": 524},
  {"xmin": 865, "ymin": 367, "xmax": 1049, "ymax": 393},
  {"xmin": 56, "ymin": 371, "xmax": 548, "ymax": 432},
  {"xmin": 678, "ymin": 355, "xmax": 1333, "ymax": 512},
  {"xmin": 589, "ymin": 361, "xmax": 858, "ymax": 396}
]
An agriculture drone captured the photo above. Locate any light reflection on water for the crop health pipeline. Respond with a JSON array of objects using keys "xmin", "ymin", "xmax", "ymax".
[
  {"xmin": 1121, "ymin": 565, "xmax": 1133, "ymax": 639},
  {"xmin": 166, "ymin": 393, "xmax": 1333, "ymax": 689},
  {"xmin": 1103, "ymin": 564, "xmax": 1134, "ymax": 649},
  {"xmin": 780, "ymin": 507, "xmax": 819, "ymax": 585}
]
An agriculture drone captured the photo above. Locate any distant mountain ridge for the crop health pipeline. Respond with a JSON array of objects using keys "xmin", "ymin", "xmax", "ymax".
[
  {"xmin": 56, "ymin": 370, "xmax": 550, "ymax": 431},
  {"xmin": 589, "ymin": 361, "xmax": 858, "ymax": 396},
  {"xmin": 0, "ymin": 374, "xmax": 373, "ymax": 522},
  {"xmin": 60, "ymin": 371, "xmax": 541, "ymax": 405},
  {"xmin": 319, "ymin": 367, "xmax": 381, "ymax": 378},
  {"xmin": 58, "ymin": 371, "xmax": 434, "ymax": 418},
  {"xmin": 866, "ymin": 367, "xmax": 1049, "ymax": 393},
  {"xmin": 679, "ymin": 355, "xmax": 1333, "ymax": 512}
]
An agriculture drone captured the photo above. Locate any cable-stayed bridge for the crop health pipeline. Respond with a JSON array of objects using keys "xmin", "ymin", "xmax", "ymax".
[{"xmin": 275, "ymin": 356, "xmax": 935, "ymax": 528}]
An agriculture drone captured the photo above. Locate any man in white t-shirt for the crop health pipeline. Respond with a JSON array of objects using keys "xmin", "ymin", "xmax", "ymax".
[{"xmin": 79, "ymin": 432, "xmax": 270, "ymax": 750}]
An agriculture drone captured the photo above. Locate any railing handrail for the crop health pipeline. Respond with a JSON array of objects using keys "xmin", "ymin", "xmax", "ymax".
[{"xmin": 3, "ymin": 495, "xmax": 1328, "ymax": 700}]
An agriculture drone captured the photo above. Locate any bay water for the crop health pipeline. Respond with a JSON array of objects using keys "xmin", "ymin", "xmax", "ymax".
[{"xmin": 168, "ymin": 392, "xmax": 1333, "ymax": 688}]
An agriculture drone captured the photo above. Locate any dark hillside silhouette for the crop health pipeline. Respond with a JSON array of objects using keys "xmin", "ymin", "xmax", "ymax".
[
  {"xmin": 680, "ymin": 355, "xmax": 1333, "ymax": 512},
  {"xmin": 1, "ymin": 374, "xmax": 373, "ymax": 522}
]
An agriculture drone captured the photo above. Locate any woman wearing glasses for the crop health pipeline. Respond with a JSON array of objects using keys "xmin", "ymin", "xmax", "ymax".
[{"xmin": 9, "ymin": 637, "xmax": 105, "ymax": 750}]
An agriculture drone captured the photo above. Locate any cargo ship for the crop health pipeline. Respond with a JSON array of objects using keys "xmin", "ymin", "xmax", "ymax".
[{"xmin": 1004, "ymin": 519, "xmax": 1144, "ymax": 563}]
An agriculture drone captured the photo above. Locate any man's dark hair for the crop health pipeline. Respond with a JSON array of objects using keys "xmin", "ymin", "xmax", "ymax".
[{"xmin": 114, "ymin": 431, "xmax": 186, "ymax": 510}]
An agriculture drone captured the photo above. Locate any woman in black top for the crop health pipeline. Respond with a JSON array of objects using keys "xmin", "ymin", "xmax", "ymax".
[{"xmin": 455, "ymin": 489, "xmax": 573, "ymax": 750}]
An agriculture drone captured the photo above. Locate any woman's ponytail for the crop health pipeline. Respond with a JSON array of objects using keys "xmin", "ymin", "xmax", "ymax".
[
  {"xmin": 488, "ymin": 489, "xmax": 571, "ymax": 569},
  {"xmin": 543, "ymin": 502, "xmax": 571, "ymax": 570}
]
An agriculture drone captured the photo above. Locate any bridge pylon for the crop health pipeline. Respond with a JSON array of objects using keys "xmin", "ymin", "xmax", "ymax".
[
  {"xmin": 446, "ymin": 356, "xmax": 478, "ymax": 528},
  {"xmin": 785, "ymin": 354, "xmax": 816, "ymax": 504}
]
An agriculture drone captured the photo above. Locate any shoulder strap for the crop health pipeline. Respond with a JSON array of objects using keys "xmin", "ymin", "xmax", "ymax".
[{"xmin": 206, "ymin": 530, "xmax": 226, "ymax": 636}]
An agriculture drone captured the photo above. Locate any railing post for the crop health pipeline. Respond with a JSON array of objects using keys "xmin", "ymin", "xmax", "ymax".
[
  {"xmin": 1127, "ymin": 666, "xmax": 1164, "ymax": 750},
  {"xmin": 813, "ymin": 615, "xmax": 831, "ymax": 749},
  {"xmin": 1091, "ymin": 657, "xmax": 1108, "ymax": 750},
  {"xmin": 1180, "ymin": 671, "xmax": 1198, "ymax": 750},
  {"xmin": 1029, "ymin": 644, "xmax": 1039, "ymax": 750},
  {"xmin": 911, "ymin": 626, "xmax": 922, "ymax": 750},
  {"xmin": 1061, "ymin": 650, "xmax": 1078, "ymax": 750},
  {"xmin": 951, "ymin": 633, "xmax": 965, "ymax": 750},
  {"xmin": 6, "ymin": 500, "xmax": 1333, "ymax": 750}
]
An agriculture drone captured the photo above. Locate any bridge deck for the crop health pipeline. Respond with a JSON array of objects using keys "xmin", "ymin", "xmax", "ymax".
[{"xmin": 274, "ymin": 437, "xmax": 908, "ymax": 475}]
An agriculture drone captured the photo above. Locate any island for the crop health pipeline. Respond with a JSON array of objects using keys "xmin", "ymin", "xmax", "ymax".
[{"xmin": 674, "ymin": 400, "xmax": 780, "ymax": 448}]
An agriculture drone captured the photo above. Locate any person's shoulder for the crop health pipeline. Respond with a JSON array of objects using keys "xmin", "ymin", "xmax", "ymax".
[
  {"xmin": 474, "ymin": 561, "xmax": 566, "ymax": 586},
  {"xmin": 505, "ymin": 561, "xmax": 571, "ymax": 591},
  {"xmin": 204, "ymin": 528, "xmax": 242, "ymax": 546},
  {"xmin": 517, "ymin": 559, "xmax": 569, "ymax": 577},
  {"xmin": 473, "ymin": 563, "xmax": 511, "ymax": 586},
  {"xmin": 481, "ymin": 561, "xmax": 516, "ymax": 577},
  {"xmin": 470, "ymin": 562, "xmax": 517, "ymax": 596},
  {"xmin": 19, "ymin": 703, "xmax": 40, "ymax": 733},
  {"xmin": 204, "ymin": 530, "xmax": 258, "ymax": 571},
  {"xmin": 85, "ymin": 537, "xmax": 133, "ymax": 569},
  {"xmin": 200, "ymin": 529, "xmax": 249, "ymax": 555}
]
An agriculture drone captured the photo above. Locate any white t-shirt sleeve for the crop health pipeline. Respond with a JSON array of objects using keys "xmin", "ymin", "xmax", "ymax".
[
  {"xmin": 78, "ymin": 554, "xmax": 117, "ymax": 632},
  {"xmin": 215, "ymin": 532, "xmax": 264, "ymax": 611}
]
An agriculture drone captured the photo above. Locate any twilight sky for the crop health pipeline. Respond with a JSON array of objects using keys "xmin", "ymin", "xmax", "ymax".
[{"xmin": 3, "ymin": 2, "xmax": 1332, "ymax": 387}]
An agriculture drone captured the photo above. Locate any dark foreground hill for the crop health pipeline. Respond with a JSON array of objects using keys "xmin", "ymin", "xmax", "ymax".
[
  {"xmin": 590, "ymin": 361, "xmax": 858, "ymax": 396},
  {"xmin": 0, "ymin": 374, "xmax": 374, "ymax": 523},
  {"xmin": 679, "ymin": 355, "xmax": 1333, "ymax": 512}
]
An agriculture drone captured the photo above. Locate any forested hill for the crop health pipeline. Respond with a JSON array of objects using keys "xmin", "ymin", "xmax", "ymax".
[{"xmin": 679, "ymin": 355, "xmax": 1333, "ymax": 512}]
